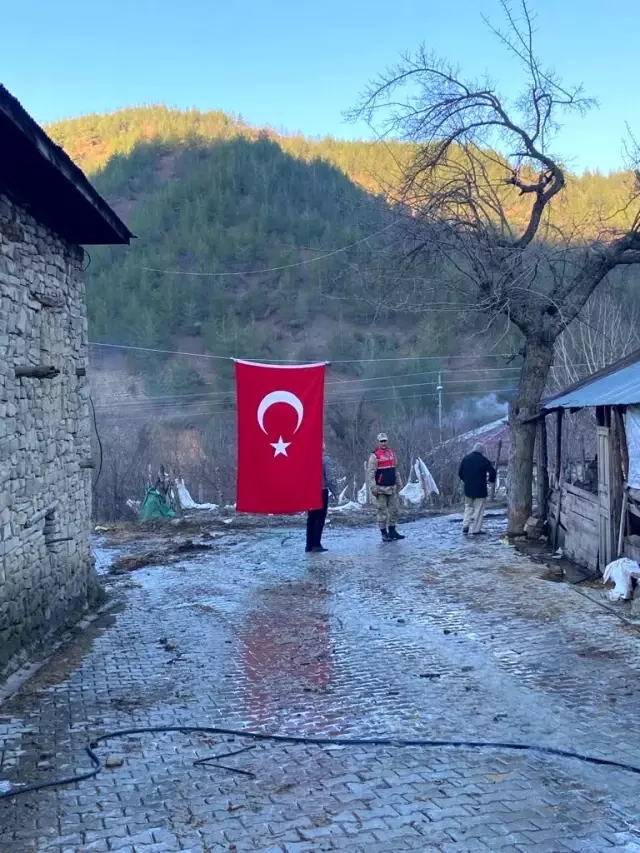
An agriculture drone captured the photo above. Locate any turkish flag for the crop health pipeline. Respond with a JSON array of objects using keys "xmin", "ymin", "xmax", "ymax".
[{"xmin": 235, "ymin": 360, "xmax": 326, "ymax": 514}]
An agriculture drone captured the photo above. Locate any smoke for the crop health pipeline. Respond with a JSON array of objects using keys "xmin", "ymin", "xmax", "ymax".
[{"xmin": 452, "ymin": 392, "xmax": 508, "ymax": 427}]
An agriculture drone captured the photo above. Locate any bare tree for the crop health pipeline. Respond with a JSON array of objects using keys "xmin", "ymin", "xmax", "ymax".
[
  {"xmin": 351, "ymin": 0, "xmax": 640, "ymax": 533},
  {"xmin": 326, "ymin": 398, "xmax": 376, "ymax": 486},
  {"xmin": 552, "ymin": 287, "xmax": 640, "ymax": 389},
  {"xmin": 92, "ymin": 420, "xmax": 152, "ymax": 521}
]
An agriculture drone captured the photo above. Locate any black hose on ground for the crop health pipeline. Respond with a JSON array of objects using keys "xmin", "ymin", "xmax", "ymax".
[
  {"xmin": 2, "ymin": 724, "xmax": 640, "ymax": 802},
  {"xmin": 0, "ymin": 745, "xmax": 101, "ymax": 799}
]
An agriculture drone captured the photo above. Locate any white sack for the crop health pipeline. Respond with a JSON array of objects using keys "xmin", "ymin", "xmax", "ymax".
[{"xmin": 602, "ymin": 557, "xmax": 640, "ymax": 601}]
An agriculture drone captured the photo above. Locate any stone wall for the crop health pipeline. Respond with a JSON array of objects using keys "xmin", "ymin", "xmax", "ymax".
[{"xmin": 0, "ymin": 191, "xmax": 96, "ymax": 680}]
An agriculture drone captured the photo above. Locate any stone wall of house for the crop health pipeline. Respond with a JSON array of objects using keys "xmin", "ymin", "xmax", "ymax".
[{"xmin": 0, "ymin": 191, "xmax": 97, "ymax": 680}]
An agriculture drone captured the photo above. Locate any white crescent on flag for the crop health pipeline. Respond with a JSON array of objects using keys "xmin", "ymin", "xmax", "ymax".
[{"xmin": 257, "ymin": 391, "xmax": 304, "ymax": 434}]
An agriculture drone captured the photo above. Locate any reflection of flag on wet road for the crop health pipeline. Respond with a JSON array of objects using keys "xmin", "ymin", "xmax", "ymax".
[
  {"xmin": 235, "ymin": 360, "xmax": 326, "ymax": 514},
  {"xmin": 243, "ymin": 580, "xmax": 335, "ymax": 733}
]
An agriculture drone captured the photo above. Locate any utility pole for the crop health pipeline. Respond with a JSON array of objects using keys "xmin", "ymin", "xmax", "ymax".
[{"xmin": 437, "ymin": 372, "xmax": 443, "ymax": 437}]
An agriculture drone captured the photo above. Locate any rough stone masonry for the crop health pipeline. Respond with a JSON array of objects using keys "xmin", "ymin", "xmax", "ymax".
[{"xmin": 0, "ymin": 191, "xmax": 97, "ymax": 680}]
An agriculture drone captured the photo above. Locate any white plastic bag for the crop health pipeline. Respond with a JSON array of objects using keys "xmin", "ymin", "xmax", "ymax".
[{"xmin": 399, "ymin": 481, "xmax": 424, "ymax": 506}]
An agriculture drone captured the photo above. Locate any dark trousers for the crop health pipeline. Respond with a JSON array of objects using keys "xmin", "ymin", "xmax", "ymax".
[{"xmin": 306, "ymin": 488, "xmax": 329, "ymax": 550}]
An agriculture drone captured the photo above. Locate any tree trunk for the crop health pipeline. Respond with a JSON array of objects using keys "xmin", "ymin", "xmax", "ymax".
[{"xmin": 507, "ymin": 336, "xmax": 555, "ymax": 535}]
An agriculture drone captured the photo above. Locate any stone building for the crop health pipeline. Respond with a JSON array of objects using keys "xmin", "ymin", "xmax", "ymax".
[{"xmin": 0, "ymin": 85, "xmax": 132, "ymax": 680}]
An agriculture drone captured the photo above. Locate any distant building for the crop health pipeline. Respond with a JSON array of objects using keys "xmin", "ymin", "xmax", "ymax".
[
  {"xmin": 443, "ymin": 416, "xmax": 510, "ymax": 462},
  {"xmin": 0, "ymin": 85, "xmax": 132, "ymax": 680}
]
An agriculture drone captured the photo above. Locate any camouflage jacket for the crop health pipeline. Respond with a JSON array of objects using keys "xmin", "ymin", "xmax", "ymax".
[{"xmin": 366, "ymin": 450, "xmax": 404, "ymax": 496}]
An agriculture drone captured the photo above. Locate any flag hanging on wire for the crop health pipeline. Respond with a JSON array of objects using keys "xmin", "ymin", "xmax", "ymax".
[{"xmin": 235, "ymin": 360, "xmax": 326, "ymax": 514}]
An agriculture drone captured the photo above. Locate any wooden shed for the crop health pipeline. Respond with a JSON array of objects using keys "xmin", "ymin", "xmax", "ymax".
[{"xmin": 538, "ymin": 349, "xmax": 640, "ymax": 574}]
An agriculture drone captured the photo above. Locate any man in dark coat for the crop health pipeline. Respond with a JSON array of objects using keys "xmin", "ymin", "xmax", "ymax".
[
  {"xmin": 458, "ymin": 442, "xmax": 497, "ymax": 535},
  {"xmin": 305, "ymin": 444, "xmax": 338, "ymax": 552}
]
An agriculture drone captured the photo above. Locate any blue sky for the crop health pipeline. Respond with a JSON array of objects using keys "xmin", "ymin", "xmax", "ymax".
[{"xmin": 2, "ymin": 0, "xmax": 637, "ymax": 173}]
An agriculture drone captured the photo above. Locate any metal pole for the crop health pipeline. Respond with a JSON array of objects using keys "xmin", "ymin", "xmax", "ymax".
[
  {"xmin": 490, "ymin": 439, "xmax": 502, "ymax": 502},
  {"xmin": 437, "ymin": 372, "xmax": 443, "ymax": 436}
]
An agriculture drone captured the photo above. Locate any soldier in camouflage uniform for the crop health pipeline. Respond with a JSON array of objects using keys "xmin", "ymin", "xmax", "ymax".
[{"xmin": 366, "ymin": 432, "xmax": 405, "ymax": 542}]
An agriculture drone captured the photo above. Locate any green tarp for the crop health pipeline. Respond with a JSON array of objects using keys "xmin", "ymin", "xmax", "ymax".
[{"xmin": 139, "ymin": 488, "xmax": 176, "ymax": 523}]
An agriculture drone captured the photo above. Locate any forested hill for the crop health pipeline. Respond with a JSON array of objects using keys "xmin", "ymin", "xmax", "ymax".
[
  {"xmin": 49, "ymin": 108, "xmax": 440, "ymax": 396},
  {"xmin": 47, "ymin": 106, "xmax": 638, "ymax": 402},
  {"xmin": 73, "ymin": 133, "xmax": 408, "ymax": 383}
]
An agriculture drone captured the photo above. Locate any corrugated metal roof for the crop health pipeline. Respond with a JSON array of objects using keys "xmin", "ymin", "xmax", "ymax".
[{"xmin": 543, "ymin": 349, "xmax": 640, "ymax": 411}]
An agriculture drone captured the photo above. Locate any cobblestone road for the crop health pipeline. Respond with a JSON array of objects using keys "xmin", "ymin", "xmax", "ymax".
[{"xmin": 2, "ymin": 514, "xmax": 640, "ymax": 853}]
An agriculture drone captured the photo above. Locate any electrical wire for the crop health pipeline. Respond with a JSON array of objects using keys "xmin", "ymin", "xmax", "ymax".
[
  {"xmin": 94, "ymin": 387, "xmax": 519, "ymax": 421},
  {"xmin": 89, "ymin": 341, "xmax": 520, "ymax": 363},
  {"xmin": 139, "ymin": 222, "xmax": 397, "ymax": 277},
  {"xmin": 1, "ymin": 723, "xmax": 639, "ymax": 801},
  {"xmin": 88, "ymin": 396, "xmax": 103, "ymax": 487},
  {"xmin": 93, "ymin": 385, "xmax": 519, "ymax": 416},
  {"xmin": 92, "ymin": 377, "xmax": 521, "ymax": 414},
  {"xmin": 88, "ymin": 367, "xmax": 531, "ymax": 410},
  {"xmin": 87, "ymin": 362, "xmax": 598, "ymax": 413}
]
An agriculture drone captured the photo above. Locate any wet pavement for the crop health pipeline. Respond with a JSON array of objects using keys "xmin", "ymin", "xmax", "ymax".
[{"xmin": 2, "ymin": 514, "xmax": 640, "ymax": 852}]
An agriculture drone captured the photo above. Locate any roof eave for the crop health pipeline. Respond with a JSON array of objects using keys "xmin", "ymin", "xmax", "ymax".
[{"xmin": 0, "ymin": 86, "xmax": 133, "ymax": 245}]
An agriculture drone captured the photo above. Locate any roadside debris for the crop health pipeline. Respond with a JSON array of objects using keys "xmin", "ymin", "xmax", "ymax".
[
  {"xmin": 108, "ymin": 539, "xmax": 216, "ymax": 574},
  {"xmin": 524, "ymin": 516, "xmax": 545, "ymax": 539}
]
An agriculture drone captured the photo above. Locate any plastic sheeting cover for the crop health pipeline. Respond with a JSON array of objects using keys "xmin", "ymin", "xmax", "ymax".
[
  {"xmin": 416, "ymin": 457, "xmax": 439, "ymax": 496},
  {"xmin": 329, "ymin": 500, "xmax": 362, "ymax": 513},
  {"xmin": 357, "ymin": 482, "xmax": 369, "ymax": 505},
  {"xmin": 139, "ymin": 488, "xmax": 176, "ymax": 523},
  {"xmin": 625, "ymin": 406, "xmax": 640, "ymax": 489},
  {"xmin": 399, "ymin": 458, "xmax": 440, "ymax": 505},
  {"xmin": 176, "ymin": 479, "xmax": 218, "ymax": 511}
]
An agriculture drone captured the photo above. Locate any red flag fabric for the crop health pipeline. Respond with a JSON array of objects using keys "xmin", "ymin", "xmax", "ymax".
[{"xmin": 235, "ymin": 360, "xmax": 326, "ymax": 514}]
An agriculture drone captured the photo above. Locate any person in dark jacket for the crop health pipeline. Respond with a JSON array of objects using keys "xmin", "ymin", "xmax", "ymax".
[
  {"xmin": 458, "ymin": 442, "xmax": 497, "ymax": 535},
  {"xmin": 306, "ymin": 444, "xmax": 338, "ymax": 552}
]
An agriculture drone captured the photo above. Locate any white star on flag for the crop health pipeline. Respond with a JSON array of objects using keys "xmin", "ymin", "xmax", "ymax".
[{"xmin": 270, "ymin": 436, "xmax": 291, "ymax": 457}]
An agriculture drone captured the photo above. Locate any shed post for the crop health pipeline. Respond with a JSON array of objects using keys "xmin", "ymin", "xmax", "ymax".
[
  {"xmin": 611, "ymin": 407, "xmax": 625, "ymax": 558},
  {"xmin": 490, "ymin": 439, "xmax": 502, "ymax": 501},
  {"xmin": 554, "ymin": 409, "xmax": 564, "ymax": 488},
  {"xmin": 597, "ymin": 410, "xmax": 614, "ymax": 568},
  {"xmin": 614, "ymin": 406, "xmax": 629, "ymax": 482},
  {"xmin": 536, "ymin": 417, "xmax": 549, "ymax": 518}
]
